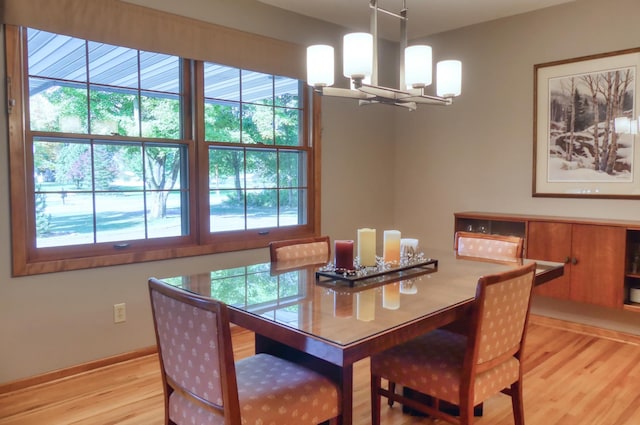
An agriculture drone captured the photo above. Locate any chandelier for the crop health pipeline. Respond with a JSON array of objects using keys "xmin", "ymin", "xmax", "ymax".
[{"xmin": 306, "ymin": 0, "xmax": 462, "ymax": 111}]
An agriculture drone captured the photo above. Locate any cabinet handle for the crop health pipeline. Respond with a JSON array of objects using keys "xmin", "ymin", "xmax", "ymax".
[
  {"xmin": 564, "ymin": 256, "xmax": 571, "ymax": 264},
  {"xmin": 571, "ymin": 257, "xmax": 578, "ymax": 265}
]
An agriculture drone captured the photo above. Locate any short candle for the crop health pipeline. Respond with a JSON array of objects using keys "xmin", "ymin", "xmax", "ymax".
[
  {"xmin": 400, "ymin": 238, "xmax": 419, "ymax": 258},
  {"xmin": 357, "ymin": 228, "xmax": 377, "ymax": 267},
  {"xmin": 383, "ymin": 230, "xmax": 401, "ymax": 264},
  {"xmin": 334, "ymin": 240, "xmax": 354, "ymax": 270}
]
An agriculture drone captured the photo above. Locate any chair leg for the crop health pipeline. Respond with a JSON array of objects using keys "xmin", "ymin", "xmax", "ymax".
[
  {"xmin": 371, "ymin": 374, "xmax": 382, "ymax": 425},
  {"xmin": 387, "ymin": 381, "xmax": 396, "ymax": 407},
  {"xmin": 511, "ymin": 380, "xmax": 525, "ymax": 425},
  {"xmin": 459, "ymin": 395, "xmax": 474, "ymax": 425}
]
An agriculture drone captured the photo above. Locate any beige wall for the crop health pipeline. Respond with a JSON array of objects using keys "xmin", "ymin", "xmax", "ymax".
[
  {"xmin": 395, "ymin": 0, "xmax": 640, "ymax": 248},
  {"xmin": 392, "ymin": 0, "xmax": 640, "ymax": 333},
  {"xmin": 1, "ymin": 0, "xmax": 640, "ymax": 384}
]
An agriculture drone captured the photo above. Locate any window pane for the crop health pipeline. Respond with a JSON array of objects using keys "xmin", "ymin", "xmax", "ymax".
[
  {"xmin": 35, "ymin": 192, "xmax": 95, "ymax": 248},
  {"xmin": 29, "ymin": 79, "xmax": 88, "ymax": 133},
  {"xmin": 140, "ymin": 52, "xmax": 180, "ymax": 93},
  {"xmin": 89, "ymin": 42, "xmax": 138, "ymax": 88},
  {"xmin": 242, "ymin": 104, "xmax": 274, "ymax": 144},
  {"xmin": 147, "ymin": 191, "xmax": 185, "ymax": 238},
  {"xmin": 144, "ymin": 144, "xmax": 185, "ymax": 191},
  {"xmin": 27, "ymin": 29, "xmax": 87, "ymax": 81},
  {"xmin": 210, "ymin": 189, "xmax": 245, "ymax": 232},
  {"xmin": 90, "ymin": 87, "xmax": 139, "ymax": 136},
  {"xmin": 204, "ymin": 99, "xmax": 241, "ymax": 143},
  {"xmin": 280, "ymin": 188, "xmax": 306, "ymax": 226},
  {"xmin": 246, "ymin": 149, "xmax": 277, "ymax": 189},
  {"xmin": 275, "ymin": 106, "xmax": 301, "ymax": 146},
  {"xmin": 204, "ymin": 63, "xmax": 240, "ymax": 101},
  {"xmin": 209, "ymin": 147, "xmax": 245, "ymax": 190},
  {"xmin": 141, "ymin": 93, "xmax": 181, "ymax": 139},
  {"xmin": 242, "ymin": 70, "xmax": 273, "ymax": 105},
  {"xmin": 95, "ymin": 192, "xmax": 146, "ymax": 243},
  {"xmin": 247, "ymin": 189, "xmax": 277, "ymax": 229},
  {"xmin": 279, "ymin": 151, "xmax": 306, "ymax": 187},
  {"xmin": 274, "ymin": 77, "xmax": 300, "ymax": 108},
  {"xmin": 40, "ymin": 140, "xmax": 94, "ymax": 191}
]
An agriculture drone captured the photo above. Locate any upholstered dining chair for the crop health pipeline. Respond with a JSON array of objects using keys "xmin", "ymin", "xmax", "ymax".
[
  {"xmin": 384, "ymin": 231, "xmax": 526, "ymax": 409},
  {"xmin": 370, "ymin": 262, "xmax": 537, "ymax": 425},
  {"xmin": 454, "ymin": 231, "xmax": 524, "ymax": 263},
  {"xmin": 269, "ymin": 235, "xmax": 331, "ymax": 265},
  {"xmin": 148, "ymin": 278, "xmax": 341, "ymax": 425}
]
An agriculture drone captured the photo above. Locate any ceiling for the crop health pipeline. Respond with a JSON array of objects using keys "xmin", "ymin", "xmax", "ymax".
[{"xmin": 257, "ymin": 0, "xmax": 575, "ymax": 41}]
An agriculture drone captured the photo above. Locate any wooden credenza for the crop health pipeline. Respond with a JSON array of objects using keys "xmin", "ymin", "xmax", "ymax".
[{"xmin": 454, "ymin": 212, "xmax": 640, "ymax": 312}]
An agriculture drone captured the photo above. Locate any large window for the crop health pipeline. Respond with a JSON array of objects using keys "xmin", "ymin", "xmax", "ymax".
[{"xmin": 6, "ymin": 25, "xmax": 319, "ymax": 276}]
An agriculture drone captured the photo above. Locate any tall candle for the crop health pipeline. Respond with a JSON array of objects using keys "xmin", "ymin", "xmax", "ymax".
[
  {"xmin": 382, "ymin": 282, "xmax": 400, "ymax": 310},
  {"xmin": 357, "ymin": 228, "xmax": 377, "ymax": 267},
  {"xmin": 383, "ymin": 230, "xmax": 401, "ymax": 264},
  {"xmin": 334, "ymin": 240, "xmax": 354, "ymax": 270}
]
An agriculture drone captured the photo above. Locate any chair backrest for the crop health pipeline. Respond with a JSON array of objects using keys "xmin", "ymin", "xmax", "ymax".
[
  {"xmin": 465, "ymin": 262, "xmax": 536, "ymax": 373},
  {"xmin": 269, "ymin": 235, "xmax": 331, "ymax": 263},
  {"xmin": 454, "ymin": 231, "xmax": 524, "ymax": 263},
  {"xmin": 148, "ymin": 278, "xmax": 242, "ymax": 424}
]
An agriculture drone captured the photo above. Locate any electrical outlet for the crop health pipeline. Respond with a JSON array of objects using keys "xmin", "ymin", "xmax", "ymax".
[{"xmin": 113, "ymin": 303, "xmax": 126, "ymax": 323}]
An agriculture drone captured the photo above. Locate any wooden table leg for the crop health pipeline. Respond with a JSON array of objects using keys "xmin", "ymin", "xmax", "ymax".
[{"xmin": 338, "ymin": 364, "xmax": 353, "ymax": 425}]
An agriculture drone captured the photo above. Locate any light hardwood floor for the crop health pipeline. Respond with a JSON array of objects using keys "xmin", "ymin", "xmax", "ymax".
[{"xmin": 1, "ymin": 317, "xmax": 640, "ymax": 425}]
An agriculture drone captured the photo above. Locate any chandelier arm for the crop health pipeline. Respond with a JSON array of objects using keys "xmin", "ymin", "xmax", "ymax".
[
  {"xmin": 358, "ymin": 99, "xmax": 417, "ymax": 111},
  {"xmin": 406, "ymin": 95, "xmax": 452, "ymax": 106},
  {"xmin": 319, "ymin": 87, "xmax": 375, "ymax": 100}
]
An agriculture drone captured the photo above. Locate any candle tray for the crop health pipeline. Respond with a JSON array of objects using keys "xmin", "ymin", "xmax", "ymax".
[{"xmin": 315, "ymin": 258, "xmax": 438, "ymax": 288}]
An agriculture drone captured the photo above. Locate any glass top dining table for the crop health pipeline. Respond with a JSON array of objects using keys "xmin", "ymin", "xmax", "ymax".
[{"xmin": 157, "ymin": 247, "xmax": 564, "ymax": 425}]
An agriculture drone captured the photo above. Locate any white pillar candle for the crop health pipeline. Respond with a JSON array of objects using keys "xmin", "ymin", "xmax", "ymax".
[
  {"xmin": 400, "ymin": 238, "xmax": 419, "ymax": 258},
  {"xmin": 357, "ymin": 228, "xmax": 377, "ymax": 267},
  {"xmin": 383, "ymin": 230, "xmax": 401, "ymax": 264}
]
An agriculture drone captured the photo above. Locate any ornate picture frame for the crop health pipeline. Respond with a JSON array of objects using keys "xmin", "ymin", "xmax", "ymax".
[{"xmin": 533, "ymin": 48, "xmax": 640, "ymax": 198}]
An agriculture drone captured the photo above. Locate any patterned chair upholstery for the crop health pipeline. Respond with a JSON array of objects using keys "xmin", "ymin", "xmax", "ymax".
[
  {"xmin": 370, "ymin": 262, "xmax": 536, "ymax": 425},
  {"xmin": 455, "ymin": 231, "xmax": 524, "ymax": 263},
  {"xmin": 269, "ymin": 236, "xmax": 330, "ymax": 264},
  {"xmin": 149, "ymin": 278, "xmax": 341, "ymax": 425}
]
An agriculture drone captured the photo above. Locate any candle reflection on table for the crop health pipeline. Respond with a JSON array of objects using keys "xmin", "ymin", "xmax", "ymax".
[
  {"xmin": 356, "ymin": 288, "xmax": 376, "ymax": 321},
  {"xmin": 382, "ymin": 282, "xmax": 400, "ymax": 310},
  {"xmin": 334, "ymin": 291, "xmax": 353, "ymax": 318}
]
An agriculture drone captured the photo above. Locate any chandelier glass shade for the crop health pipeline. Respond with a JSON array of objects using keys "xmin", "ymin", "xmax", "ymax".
[{"xmin": 306, "ymin": 0, "xmax": 462, "ymax": 111}]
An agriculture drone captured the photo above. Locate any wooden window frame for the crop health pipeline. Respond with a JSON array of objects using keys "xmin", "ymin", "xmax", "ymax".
[{"xmin": 5, "ymin": 25, "xmax": 321, "ymax": 276}]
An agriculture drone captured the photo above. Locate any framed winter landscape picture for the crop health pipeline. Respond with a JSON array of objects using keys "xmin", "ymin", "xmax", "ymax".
[{"xmin": 534, "ymin": 48, "xmax": 640, "ymax": 198}]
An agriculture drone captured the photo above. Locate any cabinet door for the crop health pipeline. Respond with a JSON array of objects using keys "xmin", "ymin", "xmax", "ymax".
[
  {"xmin": 570, "ymin": 224, "xmax": 625, "ymax": 308},
  {"xmin": 527, "ymin": 221, "xmax": 571, "ymax": 299}
]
